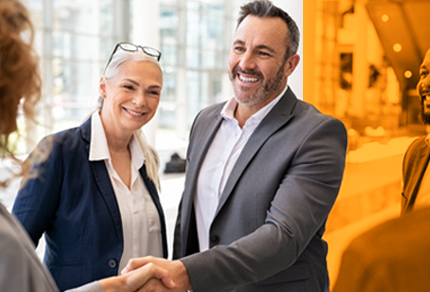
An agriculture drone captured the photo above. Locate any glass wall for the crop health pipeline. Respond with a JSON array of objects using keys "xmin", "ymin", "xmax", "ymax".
[{"xmin": 23, "ymin": 0, "xmax": 242, "ymax": 156}]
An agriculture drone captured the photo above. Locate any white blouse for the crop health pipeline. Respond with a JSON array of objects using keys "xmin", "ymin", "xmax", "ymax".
[{"xmin": 88, "ymin": 112, "xmax": 163, "ymax": 273}]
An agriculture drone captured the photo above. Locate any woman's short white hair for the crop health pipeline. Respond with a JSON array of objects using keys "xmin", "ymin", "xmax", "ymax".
[{"xmin": 103, "ymin": 48, "xmax": 162, "ymax": 80}]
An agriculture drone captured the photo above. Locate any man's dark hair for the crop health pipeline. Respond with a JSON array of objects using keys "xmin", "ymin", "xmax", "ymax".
[{"xmin": 237, "ymin": 0, "xmax": 300, "ymax": 60}]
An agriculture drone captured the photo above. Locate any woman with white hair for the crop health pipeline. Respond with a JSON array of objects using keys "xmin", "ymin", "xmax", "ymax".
[{"xmin": 12, "ymin": 41, "xmax": 168, "ymax": 291}]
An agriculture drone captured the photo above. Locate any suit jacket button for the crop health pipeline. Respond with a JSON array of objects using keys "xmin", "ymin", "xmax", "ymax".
[
  {"xmin": 108, "ymin": 259, "xmax": 117, "ymax": 268},
  {"xmin": 210, "ymin": 235, "xmax": 220, "ymax": 244}
]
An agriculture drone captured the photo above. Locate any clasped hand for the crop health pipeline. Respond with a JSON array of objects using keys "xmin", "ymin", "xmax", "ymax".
[{"xmin": 121, "ymin": 256, "xmax": 191, "ymax": 292}]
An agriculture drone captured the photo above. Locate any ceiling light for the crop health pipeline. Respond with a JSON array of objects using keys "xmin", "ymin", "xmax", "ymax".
[
  {"xmin": 393, "ymin": 43, "xmax": 402, "ymax": 52},
  {"xmin": 404, "ymin": 70, "xmax": 413, "ymax": 79}
]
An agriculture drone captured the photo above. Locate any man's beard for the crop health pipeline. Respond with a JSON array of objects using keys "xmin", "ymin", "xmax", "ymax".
[
  {"xmin": 229, "ymin": 62, "xmax": 286, "ymax": 106},
  {"xmin": 419, "ymin": 100, "xmax": 430, "ymax": 125}
]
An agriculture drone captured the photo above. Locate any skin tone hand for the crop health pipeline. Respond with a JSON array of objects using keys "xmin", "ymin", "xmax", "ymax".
[
  {"xmin": 121, "ymin": 256, "xmax": 192, "ymax": 292},
  {"xmin": 98, "ymin": 262, "xmax": 176, "ymax": 292}
]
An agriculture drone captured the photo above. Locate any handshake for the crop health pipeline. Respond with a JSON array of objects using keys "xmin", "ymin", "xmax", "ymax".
[{"xmin": 101, "ymin": 257, "xmax": 191, "ymax": 292}]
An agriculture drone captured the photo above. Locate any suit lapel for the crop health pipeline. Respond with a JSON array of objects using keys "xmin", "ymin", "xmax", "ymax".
[
  {"xmin": 405, "ymin": 144, "xmax": 430, "ymax": 211},
  {"xmin": 80, "ymin": 118, "xmax": 124, "ymax": 243},
  {"xmin": 215, "ymin": 89, "xmax": 297, "ymax": 216},
  {"xmin": 139, "ymin": 166, "xmax": 168, "ymax": 258},
  {"xmin": 182, "ymin": 108, "xmax": 224, "ymax": 214}
]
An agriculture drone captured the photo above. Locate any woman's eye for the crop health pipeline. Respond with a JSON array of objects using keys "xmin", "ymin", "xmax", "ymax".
[{"xmin": 123, "ymin": 85, "xmax": 134, "ymax": 90}]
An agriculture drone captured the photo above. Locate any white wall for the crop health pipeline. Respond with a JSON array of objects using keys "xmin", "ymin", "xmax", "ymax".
[{"xmin": 272, "ymin": 0, "xmax": 303, "ymax": 100}]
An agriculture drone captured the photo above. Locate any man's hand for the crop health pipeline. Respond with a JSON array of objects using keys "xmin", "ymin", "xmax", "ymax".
[
  {"xmin": 98, "ymin": 262, "xmax": 176, "ymax": 292},
  {"xmin": 122, "ymin": 256, "xmax": 192, "ymax": 292}
]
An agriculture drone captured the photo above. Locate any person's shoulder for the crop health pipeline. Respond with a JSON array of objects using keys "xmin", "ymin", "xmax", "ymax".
[
  {"xmin": 292, "ymin": 99, "xmax": 346, "ymax": 134},
  {"xmin": 34, "ymin": 122, "xmax": 88, "ymax": 160},
  {"xmin": 405, "ymin": 135, "xmax": 427, "ymax": 154}
]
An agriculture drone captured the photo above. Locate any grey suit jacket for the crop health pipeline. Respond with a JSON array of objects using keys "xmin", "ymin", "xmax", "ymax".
[
  {"xmin": 401, "ymin": 136, "xmax": 430, "ymax": 214},
  {"xmin": 0, "ymin": 202, "xmax": 102, "ymax": 292},
  {"xmin": 173, "ymin": 88, "xmax": 348, "ymax": 292}
]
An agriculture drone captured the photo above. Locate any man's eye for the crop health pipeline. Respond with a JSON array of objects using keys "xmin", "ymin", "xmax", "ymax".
[
  {"xmin": 234, "ymin": 47, "xmax": 245, "ymax": 52},
  {"xmin": 259, "ymin": 51, "xmax": 270, "ymax": 57},
  {"xmin": 124, "ymin": 85, "xmax": 134, "ymax": 90},
  {"xmin": 421, "ymin": 71, "xmax": 429, "ymax": 77}
]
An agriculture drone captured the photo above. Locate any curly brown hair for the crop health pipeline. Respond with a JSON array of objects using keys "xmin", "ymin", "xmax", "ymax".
[{"xmin": 0, "ymin": 0, "xmax": 41, "ymax": 188}]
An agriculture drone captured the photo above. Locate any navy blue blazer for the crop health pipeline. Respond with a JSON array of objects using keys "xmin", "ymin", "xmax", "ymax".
[{"xmin": 12, "ymin": 117, "xmax": 168, "ymax": 292}]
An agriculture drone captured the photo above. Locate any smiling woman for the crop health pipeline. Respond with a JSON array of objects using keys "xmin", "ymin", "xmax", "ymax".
[{"xmin": 12, "ymin": 42, "xmax": 168, "ymax": 291}]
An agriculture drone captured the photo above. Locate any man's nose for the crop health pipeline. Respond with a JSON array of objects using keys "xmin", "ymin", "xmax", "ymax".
[{"xmin": 239, "ymin": 51, "xmax": 257, "ymax": 70}]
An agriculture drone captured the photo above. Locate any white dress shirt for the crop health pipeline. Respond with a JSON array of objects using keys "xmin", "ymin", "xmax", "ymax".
[
  {"xmin": 89, "ymin": 112, "xmax": 163, "ymax": 273},
  {"xmin": 195, "ymin": 85, "xmax": 288, "ymax": 251}
]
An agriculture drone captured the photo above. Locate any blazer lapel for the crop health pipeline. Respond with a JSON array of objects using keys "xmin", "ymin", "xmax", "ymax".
[
  {"xmin": 80, "ymin": 118, "xmax": 124, "ymax": 243},
  {"xmin": 215, "ymin": 88, "xmax": 297, "ymax": 216},
  {"xmin": 139, "ymin": 166, "xmax": 168, "ymax": 258},
  {"xmin": 182, "ymin": 108, "xmax": 224, "ymax": 213},
  {"xmin": 405, "ymin": 144, "xmax": 430, "ymax": 211}
]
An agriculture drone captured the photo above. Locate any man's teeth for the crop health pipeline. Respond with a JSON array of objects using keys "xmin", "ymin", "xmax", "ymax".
[
  {"xmin": 126, "ymin": 109, "xmax": 143, "ymax": 116},
  {"xmin": 239, "ymin": 75, "xmax": 258, "ymax": 83},
  {"xmin": 425, "ymin": 95, "xmax": 430, "ymax": 102}
]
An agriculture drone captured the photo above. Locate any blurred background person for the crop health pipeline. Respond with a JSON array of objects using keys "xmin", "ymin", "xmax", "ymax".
[
  {"xmin": 12, "ymin": 41, "xmax": 168, "ymax": 291},
  {"xmin": 0, "ymin": 0, "xmax": 174, "ymax": 291},
  {"xmin": 401, "ymin": 48, "xmax": 430, "ymax": 214}
]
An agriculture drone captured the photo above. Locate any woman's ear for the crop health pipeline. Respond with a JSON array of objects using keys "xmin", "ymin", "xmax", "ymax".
[{"xmin": 99, "ymin": 76, "xmax": 107, "ymax": 99}]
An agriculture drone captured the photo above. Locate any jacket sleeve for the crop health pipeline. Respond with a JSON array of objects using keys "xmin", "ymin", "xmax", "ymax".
[{"xmin": 12, "ymin": 136, "xmax": 63, "ymax": 247}]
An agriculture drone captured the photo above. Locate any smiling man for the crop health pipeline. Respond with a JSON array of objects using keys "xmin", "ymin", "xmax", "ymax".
[
  {"xmin": 125, "ymin": 1, "xmax": 348, "ymax": 291},
  {"xmin": 402, "ymin": 48, "xmax": 430, "ymax": 214}
]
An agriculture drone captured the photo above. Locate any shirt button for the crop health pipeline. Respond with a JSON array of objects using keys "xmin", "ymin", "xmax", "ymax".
[
  {"xmin": 210, "ymin": 235, "xmax": 220, "ymax": 244},
  {"xmin": 108, "ymin": 259, "xmax": 117, "ymax": 268}
]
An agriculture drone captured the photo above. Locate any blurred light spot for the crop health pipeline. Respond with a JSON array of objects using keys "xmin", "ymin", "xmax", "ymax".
[
  {"xmin": 381, "ymin": 14, "xmax": 389, "ymax": 22},
  {"xmin": 393, "ymin": 43, "xmax": 402, "ymax": 52},
  {"xmin": 404, "ymin": 70, "xmax": 413, "ymax": 79}
]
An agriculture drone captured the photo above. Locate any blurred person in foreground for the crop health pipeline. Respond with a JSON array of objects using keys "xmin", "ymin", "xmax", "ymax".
[
  {"xmin": 12, "ymin": 23, "xmax": 168, "ymax": 292},
  {"xmin": 332, "ymin": 205, "xmax": 430, "ymax": 292},
  {"xmin": 402, "ymin": 48, "xmax": 430, "ymax": 214},
  {"xmin": 0, "ymin": 0, "xmax": 174, "ymax": 291},
  {"xmin": 122, "ymin": 1, "xmax": 348, "ymax": 291},
  {"xmin": 333, "ymin": 48, "xmax": 430, "ymax": 292}
]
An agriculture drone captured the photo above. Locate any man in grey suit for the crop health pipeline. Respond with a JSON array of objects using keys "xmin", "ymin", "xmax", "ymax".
[{"xmin": 123, "ymin": 1, "xmax": 348, "ymax": 291}]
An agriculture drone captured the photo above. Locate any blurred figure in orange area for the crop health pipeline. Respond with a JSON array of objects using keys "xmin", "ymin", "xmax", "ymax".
[
  {"xmin": 332, "ymin": 205, "xmax": 430, "ymax": 292},
  {"xmin": 0, "ymin": 0, "xmax": 175, "ymax": 291},
  {"xmin": 402, "ymin": 48, "xmax": 430, "ymax": 214},
  {"xmin": 333, "ymin": 49, "xmax": 430, "ymax": 292}
]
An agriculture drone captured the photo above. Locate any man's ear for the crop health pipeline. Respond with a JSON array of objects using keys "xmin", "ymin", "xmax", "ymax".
[
  {"xmin": 283, "ymin": 54, "xmax": 300, "ymax": 78},
  {"xmin": 99, "ymin": 76, "xmax": 107, "ymax": 99}
]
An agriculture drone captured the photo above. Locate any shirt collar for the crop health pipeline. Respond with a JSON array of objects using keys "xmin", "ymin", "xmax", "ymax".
[
  {"xmin": 426, "ymin": 133, "xmax": 430, "ymax": 148},
  {"xmin": 89, "ymin": 111, "xmax": 145, "ymax": 170},
  {"xmin": 221, "ymin": 84, "xmax": 289, "ymax": 125}
]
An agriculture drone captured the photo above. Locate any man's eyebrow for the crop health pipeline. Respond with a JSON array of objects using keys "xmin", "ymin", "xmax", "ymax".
[
  {"xmin": 233, "ymin": 39, "xmax": 276, "ymax": 54},
  {"xmin": 420, "ymin": 64, "xmax": 428, "ymax": 71}
]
